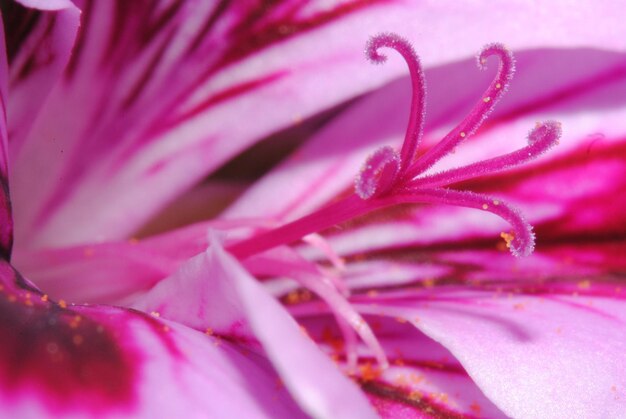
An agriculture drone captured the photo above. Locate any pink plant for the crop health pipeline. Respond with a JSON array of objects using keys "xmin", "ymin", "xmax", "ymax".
[{"xmin": 1, "ymin": 1, "xmax": 626, "ymax": 418}]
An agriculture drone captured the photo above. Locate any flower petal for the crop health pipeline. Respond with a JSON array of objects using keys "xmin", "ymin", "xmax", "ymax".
[
  {"xmin": 353, "ymin": 268, "xmax": 626, "ymax": 417},
  {"xmin": 133, "ymin": 235, "xmax": 378, "ymax": 418},
  {"xmin": 2, "ymin": 0, "xmax": 80, "ymax": 155},
  {"xmin": 8, "ymin": 0, "xmax": 414, "ymax": 249},
  {"xmin": 0, "ymin": 259, "xmax": 305, "ymax": 417},
  {"xmin": 299, "ymin": 313, "xmax": 507, "ymax": 418}
]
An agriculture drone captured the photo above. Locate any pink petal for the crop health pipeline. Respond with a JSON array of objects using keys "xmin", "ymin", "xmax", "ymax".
[
  {"xmin": 0, "ymin": 259, "xmax": 305, "ymax": 417},
  {"xmin": 354, "ymin": 279, "xmax": 626, "ymax": 417},
  {"xmin": 133, "ymin": 236, "xmax": 378, "ymax": 418},
  {"xmin": 300, "ymin": 314, "xmax": 506, "ymax": 417},
  {"xmin": 3, "ymin": 1, "xmax": 80, "ymax": 156},
  {"xmin": 7, "ymin": 0, "xmax": 419, "ymax": 249},
  {"xmin": 12, "ymin": 1, "xmax": 626, "ymax": 250}
]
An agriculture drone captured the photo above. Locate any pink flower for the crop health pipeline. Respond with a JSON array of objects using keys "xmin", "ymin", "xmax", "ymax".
[{"xmin": 1, "ymin": 1, "xmax": 626, "ymax": 418}]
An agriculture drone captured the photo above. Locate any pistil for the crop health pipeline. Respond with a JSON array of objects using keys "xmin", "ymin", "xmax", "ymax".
[{"xmin": 227, "ymin": 33, "xmax": 560, "ymax": 260}]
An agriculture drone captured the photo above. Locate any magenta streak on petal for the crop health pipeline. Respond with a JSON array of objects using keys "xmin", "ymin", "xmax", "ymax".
[
  {"xmin": 414, "ymin": 121, "xmax": 562, "ymax": 188},
  {"xmin": 0, "ymin": 261, "xmax": 140, "ymax": 414},
  {"xmin": 148, "ymin": 0, "xmax": 389, "ymax": 142},
  {"xmin": 406, "ymin": 43, "xmax": 515, "ymax": 179},
  {"xmin": 119, "ymin": 25, "xmax": 179, "ymax": 110},
  {"xmin": 366, "ymin": 33, "xmax": 426, "ymax": 173},
  {"xmin": 152, "ymin": 71, "xmax": 288, "ymax": 136}
]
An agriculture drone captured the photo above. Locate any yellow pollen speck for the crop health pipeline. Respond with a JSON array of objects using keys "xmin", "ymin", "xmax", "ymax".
[
  {"xmin": 24, "ymin": 300, "xmax": 33, "ymax": 307},
  {"xmin": 359, "ymin": 362, "xmax": 382, "ymax": 382},
  {"xmin": 577, "ymin": 280, "xmax": 591, "ymax": 290},
  {"xmin": 483, "ymin": 97, "xmax": 491, "ymax": 103},
  {"xmin": 73, "ymin": 335, "xmax": 84, "ymax": 345},
  {"xmin": 482, "ymin": 204, "xmax": 489, "ymax": 210},
  {"xmin": 58, "ymin": 300, "xmax": 67, "ymax": 309},
  {"xmin": 513, "ymin": 303, "xmax": 526, "ymax": 310},
  {"xmin": 460, "ymin": 132, "xmax": 466, "ymax": 138},
  {"xmin": 496, "ymin": 83, "xmax": 502, "ymax": 89},
  {"xmin": 150, "ymin": 311, "xmax": 160, "ymax": 317},
  {"xmin": 41, "ymin": 294, "xmax": 48, "ymax": 302},
  {"xmin": 493, "ymin": 200, "xmax": 500, "ymax": 205},
  {"xmin": 395, "ymin": 317, "xmax": 407, "ymax": 324},
  {"xmin": 205, "ymin": 327, "xmax": 214, "ymax": 336},
  {"xmin": 500, "ymin": 231, "xmax": 515, "ymax": 249},
  {"xmin": 423, "ymin": 278, "xmax": 436, "ymax": 288}
]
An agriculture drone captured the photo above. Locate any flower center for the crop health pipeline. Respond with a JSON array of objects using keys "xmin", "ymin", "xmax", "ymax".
[{"xmin": 225, "ymin": 32, "xmax": 561, "ymax": 372}]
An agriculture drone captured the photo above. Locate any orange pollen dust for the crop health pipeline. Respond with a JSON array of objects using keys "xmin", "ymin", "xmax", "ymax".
[{"xmin": 500, "ymin": 231, "xmax": 515, "ymax": 249}]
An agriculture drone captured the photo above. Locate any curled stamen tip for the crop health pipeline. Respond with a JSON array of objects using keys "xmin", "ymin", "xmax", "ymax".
[
  {"xmin": 528, "ymin": 120, "xmax": 562, "ymax": 146},
  {"xmin": 511, "ymin": 231, "xmax": 535, "ymax": 258},
  {"xmin": 509, "ymin": 220, "xmax": 535, "ymax": 257},
  {"xmin": 477, "ymin": 42, "xmax": 515, "ymax": 74},
  {"xmin": 355, "ymin": 146, "xmax": 400, "ymax": 200},
  {"xmin": 366, "ymin": 32, "xmax": 415, "ymax": 64}
]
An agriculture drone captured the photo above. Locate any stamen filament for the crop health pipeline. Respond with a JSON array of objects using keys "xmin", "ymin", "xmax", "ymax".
[
  {"xmin": 405, "ymin": 43, "xmax": 515, "ymax": 178},
  {"xmin": 367, "ymin": 33, "xmax": 427, "ymax": 173},
  {"xmin": 413, "ymin": 120, "xmax": 562, "ymax": 188},
  {"xmin": 397, "ymin": 187, "xmax": 534, "ymax": 256}
]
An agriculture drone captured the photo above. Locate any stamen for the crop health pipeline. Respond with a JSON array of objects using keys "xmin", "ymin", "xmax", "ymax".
[
  {"xmin": 396, "ymin": 188, "xmax": 535, "ymax": 257},
  {"xmin": 228, "ymin": 38, "xmax": 553, "ymax": 262},
  {"xmin": 355, "ymin": 146, "xmax": 400, "ymax": 199},
  {"xmin": 367, "ymin": 33, "xmax": 426, "ymax": 172},
  {"xmin": 285, "ymin": 270, "xmax": 389, "ymax": 368},
  {"xmin": 406, "ymin": 43, "xmax": 515, "ymax": 178},
  {"xmin": 413, "ymin": 120, "xmax": 562, "ymax": 188}
]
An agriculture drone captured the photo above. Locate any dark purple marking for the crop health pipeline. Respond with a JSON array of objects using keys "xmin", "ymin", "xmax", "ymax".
[
  {"xmin": 0, "ymin": 261, "xmax": 140, "ymax": 414},
  {"xmin": 0, "ymin": 179, "xmax": 12, "ymax": 261},
  {"xmin": 65, "ymin": 0, "xmax": 93, "ymax": 78},
  {"xmin": 184, "ymin": 0, "xmax": 230, "ymax": 56},
  {"xmin": 362, "ymin": 379, "xmax": 474, "ymax": 419},
  {"xmin": 216, "ymin": 0, "xmax": 389, "ymax": 69},
  {"xmin": 0, "ymin": 1, "xmax": 41, "ymax": 64},
  {"xmin": 121, "ymin": 25, "xmax": 179, "ymax": 109}
]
